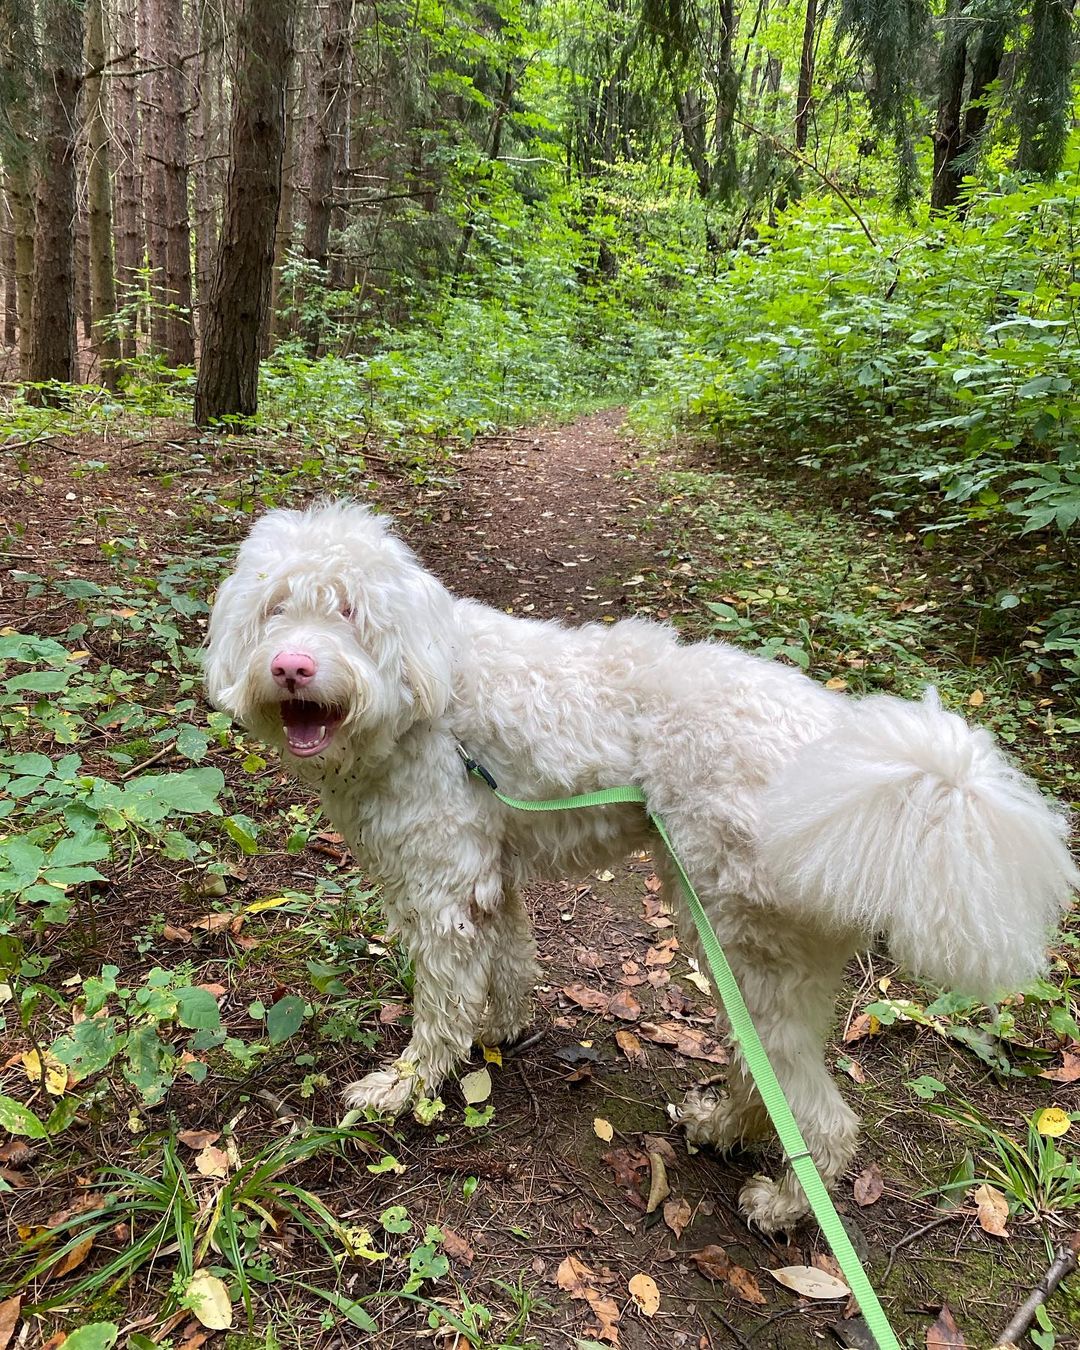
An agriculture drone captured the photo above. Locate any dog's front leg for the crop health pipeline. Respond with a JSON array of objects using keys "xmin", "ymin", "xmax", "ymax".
[{"xmin": 343, "ymin": 902, "xmax": 491, "ymax": 1117}]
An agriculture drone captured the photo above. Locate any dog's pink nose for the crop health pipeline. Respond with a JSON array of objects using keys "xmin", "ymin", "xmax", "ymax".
[{"xmin": 271, "ymin": 651, "xmax": 317, "ymax": 689}]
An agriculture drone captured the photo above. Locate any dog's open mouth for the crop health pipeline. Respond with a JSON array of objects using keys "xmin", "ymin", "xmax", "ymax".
[{"xmin": 279, "ymin": 700, "xmax": 344, "ymax": 757}]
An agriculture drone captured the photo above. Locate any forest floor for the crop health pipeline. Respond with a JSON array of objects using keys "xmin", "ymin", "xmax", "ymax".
[{"xmin": 1, "ymin": 407, "xmax": 1079, "ymax": 1350}]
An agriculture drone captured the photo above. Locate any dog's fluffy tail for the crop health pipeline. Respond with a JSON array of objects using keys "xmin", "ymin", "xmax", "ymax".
[{"xmin": 759, "ymin": 689, "xmax": 1078, "ymax": 1000}]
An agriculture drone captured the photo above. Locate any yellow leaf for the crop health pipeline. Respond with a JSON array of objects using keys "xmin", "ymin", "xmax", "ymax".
[
  {"xmin": 460, "ymin": 1068, "xmax": 492, "ymax": 1104},
  {"xmin": 628, "ymin": 1271, "xmax": 660, "ymax": 1316},
  {"xmin": 593, "ymin": 1117, "xmax": 614, "ymax": 1142},
  {"xmin": 1036, "ymin": 1107, "xmax": 1071, "ymax": 1138},
  {"xmin": 481, "ymin": 1045, "xmax": 503, "ymax": 1067},
  {"xmin": 67, "ymin": 650, "xmax": 90, "ymax": 661},
  {"xmin": 22, "ymin": 1050, "xmax": 68, "ymax": 1096},
  {"xmin": 342, "ymin": 1225, "xmax": 389, "ymax": 1261},
  {"xmin": 186, "ymin": 1269, "xmax": 233, "ymax": 1330},
  {"xmin": 245, "ymin": 895, "xmax": 292, "ymax": 914},
  {"xmin": 824, "ymin": 677, "xmax": 848, "ymax": 691},
  {"xmin": 974, "ymin": 1183, "xmax": 1010, "ymax": 1237},
  {"xmin": 968, "ymin": 689, "xmax": 985, "ymax": 707}
]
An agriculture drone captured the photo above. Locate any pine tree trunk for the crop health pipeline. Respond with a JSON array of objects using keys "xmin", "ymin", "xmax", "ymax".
[
  {"xmin": 192, "ymin": 0, "xmax": 226, "ymax": 326},
  {"xmin": 27, "ymin": 0, "xmax": 84, "ymax": 400},
  {"xmin": 159, "ymin": 0, "xmax": 194, "ymax": 365},
  {"xmin": 2, "ymin": 185, "xmax": 16, "ymax": 348},
  {"xmin": 930, "ymin": 0, "xmax": 968, "ymax": 212},
  {"xmin": 300, "ymin": 0, "xmax": 352, "ymax": 354},
  {"xmin": 0, "ymin": 0, "xmax": 38, "ymax": 378},
  {"xmin": 794, "ymin": 0, "xmax": 818, "ymax": 150},
  {"xmin": 112, "ymin": 0, "xmax": 141, "ymax": 362},
  {"xmin": 140, "ymin": 0, "xmax": 169, "ymax": 355},
  {"xmin": 268, "ymin": 34, "xmax": 303, "ymax": 343},
  {"xmin": 194, "ymin": 0, "xmax": 295, "ymax": 424},
  {"xmin": 86, "ymin": 0, "xmax": 122, "ymax": 388}
]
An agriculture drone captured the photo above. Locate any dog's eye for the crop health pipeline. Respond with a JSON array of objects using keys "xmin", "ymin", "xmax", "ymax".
[{"xmin": 268, "ymin": 603, "xmax": 285, "ymax": 617}]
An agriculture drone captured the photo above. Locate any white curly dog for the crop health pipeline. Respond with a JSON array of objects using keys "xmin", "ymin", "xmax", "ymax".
[{"xmin": 205, "ymin": 500, "xmax": 1077, "ymax": 1233}]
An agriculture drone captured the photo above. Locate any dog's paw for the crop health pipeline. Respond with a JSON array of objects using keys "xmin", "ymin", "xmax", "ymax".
[
  {"xmin": 671, "ymin": 1087, "xmax": 741, "ymax": 1149},
  {"xmin": 738, "ymin": 1175, "xmax": 808, "ymax": 1235},
  {"xmin": 342, "ymin": 1062, "xmax": 418, "ymax": 1117}
]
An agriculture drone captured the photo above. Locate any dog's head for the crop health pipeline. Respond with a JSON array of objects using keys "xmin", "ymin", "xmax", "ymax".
[{"xmin": 204, "ymin": 502, "xmax": 456, "ymax": 766}]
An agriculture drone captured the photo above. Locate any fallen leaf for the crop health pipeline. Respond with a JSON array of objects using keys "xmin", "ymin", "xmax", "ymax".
[
  {"xmin": 190, "ymin": 912, "xmax": 234, "ymax": 933},
  {"xmin": 614, "ymin": 1029, "xmax": 646, "ymax": 1066},
  {"xmin": 557, "ymin": 1254, "xmax": 596, "ymax": 1300},
  {"xmin": 645, "ymin": 1151, "xmax": 670, "ymax": 1212},
  {"xmin": 841, "ymin": 1057, "xmax": 866, "ymax": 1084},
  {"xmin": 557, "ymin": 1255, "xmax": 621, "ymax": 1345},
  {"xmin": 593, "ymin": 1118, "xmax": 614, "ymax": 1142},
  {"xmin": 644, "ymin": 876, "xmax": 662, "ymax": 893},
  {"xmin": 683, "ymin": 969, "xmax": 711, "ymax": 996},
  {"xmin": 459, "ymin": 1068, "xmax": 492, "ymax": 1104},
  {"xmin": 196, "ymin": 983, "xmax": 227, "ymax": 1000},
  {"xmin": 843, "ymin": 1012, "xmax": 881, "ymax": 1043},
  {"xmin": 195, "ymin": 1145, "xmax": 230, "ymax": 1179},
  {"xmin": 853, "ymin": 1163, "xmax": 883, "ymax": 1207},
  {"xmin": 482, "ymin": 1045, "xmax": 503, "ymax": 1067},
  {"xmin": 1041, "ymin": 1052, "xmax": 1080, "ymax": 1084},
  {"xmin": 0, "ymin": 1295, "xmax": 21, "ymax": 1350},
  {"xmin": 645, "ymin": 939, "xmax": 678, "ymax": 967},
  {"xmin": 601, "ymin": 1147, "xmax": 649, "ymax": 1189},
  {"xmin": 663, "ymin": 1196, "xmax": 691, "ymax": 1238},
  {"xmin": 0, "ymin": 1141, "xmax": 33, "ymax": 1166},
  {"xmin": 562, "ymin": 984, "xmax": 610, "ymax": 1014},
  {"xmin": 163, "ymin": 924, "xmax": 192, "ymax": 942},
  {"xmin": 973, "ymin": 1183, "xmax": 1009, "ymax": 1237},
  {"xmin": 22, "ymin": 1049, "xmax": 68, "ymax": 1096},
  {"xmin": 689, "ymin": 1246, "xmax": 765, "ymax": 1304},
  {"xmin": 441, "ymin": 1227, "xmax": 475, "ymax": 1267},
  {"xmin": 186, "ymin": 1269, "xmax": 233, "ymax": 1330},
  {"xmin": 926, "ymin": 1302, "xmax": 967, "ymax": 1349},
  {"xmin": 177, "ymin": 1130, "xmax": 221, "ymax": 1150},
  {"xmin": 607, "ymin": 989, "xmax": 641, "ymax": 1021},
  {"xmin": 726, "ymin": 1265, "xmax": 766, "ymax": 1305},
  {"xmin": 770, "ymin": 1265, "xmax": 850, "ymax": 1300},
  {"xmin": 637, "ymin": 1021, "xmax": 727, "ymax": 1064},
  {"xmin": 968, "ymin": 689, "xmax": 984, "ymax": 707},
  {"xmin": 825, "ymin": 677, "xmax": 848, "ymax": 690},
  {"xmin": 378, "ymin": 1002, "xmax": 407, "ymax": 1024},
  {"xmin": 46, "ymin": 1235, "xmax": 94, "ymax": 1281},
  {"xmin": 1035, "ymin": 1106, "xmax": 1071, "ymax": 1137},
  {"xmin": 627, "ymin": 1272, "xmax": 660, "ymax": 1316}
]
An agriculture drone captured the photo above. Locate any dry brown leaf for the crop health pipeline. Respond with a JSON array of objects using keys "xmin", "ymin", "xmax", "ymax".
[
  {"xmin": 968, "ymin": 689, "xmax": 985, "ymax": 708},
  {"xmin": 627, "ymin": 1271, "xmax": 660, "ymax": 1316},
  {"xmin": 663, "ymin": 1196, "xmax": 691, "ymax": 1238},
  {"xmin": 196, "ymin": 983, "xmax": 227, "ymax": 999},
  {"xmin": 645, "ymin": 939, "xmax": 678, "ymax": 967},
  {"xmin": 637, "ymin": 1021, "xmax": 727, "ymax": 1064},
  {"xmin": 644, "ymin": 875, "xmax": 662, "ymax": 893},
  {"xmin": 926, "ymin": 1302, "xmax": 967, "ymax": 1349},
  {"xmin": 689, "ymin": 1246, "xmax": 764, "ymax": 1304},
  {"xmin": 190, "ymin": 912, "xmax": 235, "ymax": 932},
  {"xmin": 0, "ymin": 1294, "xmax": 22, "ymax": 1350},
  {"xmin": 770, "ymin": 1265, "xmax": 850, "ymax": 1300},
  {"xmin": 163, "ymin": 924, "xmax": 192, "ymax": 942},
  {"xmin": 726, "ymin": 1265, "xmax": 766, "ymax": 1306},
  {"xmin": 1041, "ymin": 1051, "xmax": 1080, "ymax": 1083},
  {"xmin": 556, "ymin": 1255, "xmax": 621, "ymax": 1345},
  {"xmin": 614, "ymin": 1029, "xmax": 646, "ymax": 1066},
  {"xmin": 441, "ymin": 1227, "xmax": 475, "ymax": 1267},
  {"xmin": 177, "ymin": 1129, "xmax": 221, "ymax": 1150},
  {"xmin": 587, "ymin": 1292, "xmax": 621, "ymax": 1345},
  {"xmin": 45, "ymin": 1192, "xmax": 105, "ymax": 1228},
  {"xmin": 557, "ymin": 1253, "xmax": 597, "ymax": 1299},
  {"xmin": 853, "ymin": 1163, "xmax": 883, "ymax": 1207},
  {"xmin": 195, "ymin": 1145, "xmax": 230, "ymax": 1179},
  {"xmin": 843, "ymin": 1058, "xmax": 867, "ymax": 1084},
  {"xmin": 0, "ymin": 1141, "xmax": 33, "ymax": 1166},
  {"xmin": 601, "ymin": 1147, "xmax": 649, "ymax": 1189},
  {"xmin": 562, "ymin": 984, "xmax": 610, "ymax": 1014},
  {"xmin": 378, "ymin": 1001, "xmax": 407, "ymax": 1024},
  {"xmin": 843, "ymin": 1012, "xmax": 880, "ymax": 1043},
  {"xmin": 39, "ymin": 1334, "xmax": 66, "ymax": 1350},
  {"xmin": 607, "ymin": 989, "xmax": 642, "ymax": 1021},
  {"xmin": 973, "ymin": 1183, "xmax": 1009, "ymax": 1237},
  {"xmin": 645, "ymin": 1151, "xmax": 669, "ymax": 1213},
  {"xmin": 46, "ymin": 1235, "xmax": 94, "ymax": 1281}
]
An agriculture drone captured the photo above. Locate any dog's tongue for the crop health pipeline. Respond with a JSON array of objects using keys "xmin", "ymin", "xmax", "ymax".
[{"xmin": 280, "ymin": 700, "xmax": 331, "ymax": 754}]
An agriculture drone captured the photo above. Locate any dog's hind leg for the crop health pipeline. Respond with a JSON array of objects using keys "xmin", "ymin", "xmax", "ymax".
[
  {"xmin": 479, "ymin": 886, "xmax": 540, "ymax": 1047},
  {"xmin": 675, "ymin": 916, "xmax": 859, "ymax": 1235}
]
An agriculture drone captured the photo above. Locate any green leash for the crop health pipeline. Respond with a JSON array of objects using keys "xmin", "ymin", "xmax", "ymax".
[{"xmin": 458, "ymin": 746, "xmax": 902, "ymax": 1350}]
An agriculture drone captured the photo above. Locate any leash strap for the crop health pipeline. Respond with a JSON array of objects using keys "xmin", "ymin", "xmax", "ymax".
[{"xmin": 458, "ymin": 749, "xmax": 901, "ymax": 1350}]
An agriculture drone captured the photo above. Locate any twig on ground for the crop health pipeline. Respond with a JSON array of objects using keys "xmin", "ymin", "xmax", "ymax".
[
  {"xmin": 711, "ymin": 1308, "xmax": 752, "ymax": 1349},
  {"xmin": 120, "ymin": 741, "xmax": 176, "ymax": 779},
  {"xmin": 992, "ymin": 1231, "xmax": 1080, "ymax": 1348},
  {"xmin": 883, "ymin": 1212, "xmax": 960, "ymax": 1281}
]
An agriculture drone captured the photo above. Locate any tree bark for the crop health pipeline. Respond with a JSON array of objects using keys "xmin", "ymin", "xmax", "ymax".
[
  {"xmin": 192, "ymin": 0, "xmax": 227, "ymax": 325},
  {"xmin": 139, "ymin": 0, "xmax": 169, "ymax": 355},
  {"xmin": 300, "ymin": 0, "xmax": 352, "ymax": 353},
  {"xmin": 930, "ymin": 0, "xmax": 968, "ymax": 212},
  {"xmin": 2, "ymin": 183, "xmax": 16, "ymax": 348},
  {"xmin": 112, "ymin": 0, "xmax": 141, "ymax": 361},
  {"xmin": 194, "ymin": 0, "xmax": 295, "ymax": 424},
  {"xmin": 86, "ymin": 0, "xmax": 122, "ymax": 387},
  {"xmin": 159, "ymin": 0, "xmax": 194, "ymax": 365},
  {"xmin": 0, "ymin": 0, "xmax": 38, "ymax": 377},
  {"xmin": 27, "ymin": 0, "xmax": 84, "ymax": 399},
  {"xmin": 794, "ymin": 0, "xmax": 818, "ymax": 150}
]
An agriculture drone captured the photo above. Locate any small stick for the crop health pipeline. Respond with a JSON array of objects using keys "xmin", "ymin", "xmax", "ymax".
[
  {"xmin": 992, "ymin": 1231, "xmax": 1080, "ymax": 1349},
  {"xmin": 883, "ymin": 1212, "xmax": 959, "ymax": 1280},
  {"xmin": 120, "ymin": 741, "xmax": 176, "ymax": 779}
]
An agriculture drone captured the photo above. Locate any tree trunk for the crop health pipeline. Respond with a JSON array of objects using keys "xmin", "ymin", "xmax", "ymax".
[
  {"xmin": 268, "ymin": 33, "xmax": 303, "ymax": 343},
  {"xmin": 0, "ymin": 0, "xmax": 38, "ymax": 377},
  {"xmin": 2, "ymin": 184, "xmax": 16, "ymax": 347},
  {"xmin": 300, "ymin": 0, "xmax": 352, "ymax": 354},
  {"xmin": 86, "ymin": 0, "xmax": 122, "ymax": 388},
  {"xmin": 930, "ymin": 0, "xmax": 968, "ymax": 212},
  {"xmin": 27, "ymin": 0, "xmax": 84, "ymax": 399},
  {"xmin": 160, "ymin": 0, "xmax": 194, "ymax": 365},
  {"xmin": 139, "ymin": 0, "xmax": 169, "ymax": 355},
  {"xmin": 192, "ymin": 0, "xmax": 226, "ymax": 326},
  {"xmin": 194, "ymin": 0, "xmax": 295, "ymax": 424},
  {"xmin": 112, "ymin": 0, "xmax": 141, "ymax": 362},
  {"xmin": 794, "ymin": 0, "xmax": 818, "ymax": 150}
]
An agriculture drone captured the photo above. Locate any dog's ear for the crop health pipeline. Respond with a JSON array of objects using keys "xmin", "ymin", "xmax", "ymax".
[{"xmin": 397, "ymin": 569, "xmax": 455, "ymax": 719}]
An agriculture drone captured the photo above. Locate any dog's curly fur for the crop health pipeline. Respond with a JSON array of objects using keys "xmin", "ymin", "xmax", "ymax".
[{"xmin": 205, "ymin": 500, "xmax": 1078, "ymax": 1233}]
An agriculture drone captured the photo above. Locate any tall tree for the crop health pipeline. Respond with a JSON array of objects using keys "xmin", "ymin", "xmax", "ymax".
[
  {"xmin": 1015, "ymin": 0, "xmax": 1075, "ymax": 177},
  {"xmin": 0, "ymin": 0, "xmax": 38, "ymax": 377},
  {"xmin": 85, "ymin": 0, "xmax": 122, "ymax": 387},
  {"xmin": 194, "ymin": 0, "xmax": 295, "ymax": 424},
  {"xmin": 112, "ymin": 0, "xmax": 141, "ymax": 361},
  {"xmin": 27, "ymin": 0, "xmax": 84, "ymax": 399},
  {"xmin": 794, "ymin": 0, "xmax": 820, "ymax": 150}
]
